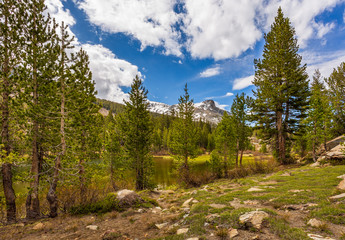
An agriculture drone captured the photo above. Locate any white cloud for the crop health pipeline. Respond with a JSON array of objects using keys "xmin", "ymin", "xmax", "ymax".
[
  {"xmin": 302, "ymin": 50, "xmax": 345, "ymax": 79},
  {"xmin": 183, "ymin": 0, "xmax": 263, "ymax": 60},
  {"xmin": 207, "ymin": 92, "xmax": 234, "ymax": 99},
  {"xmin": 214, "ymin": 101, "xmax": 229, "ymax": 111},
  {"xmin": 76, "ymin": 0, "xmax": 182, "ymax": 56},
  {"xmin": 82, "ymin": 44, "xmax": 141, "ymax": 103},
  {"xmin": 46, "ymin": 0, "xmax": 142, "ymax": 103},
  {"xmin": 343, "ymin": 9, "xmax": 345, "ymax": 23},
  {"xmin": 200, "ymin": 66, "xmax": 221, "ymax": 78},
  {"xmin": 260, "ymin": 0, "xmax": 341, "ymax": 47},
  {"xmin": 232, "ymin": 75, "xmax": 254, "ymax": 90},
  {"xmin": 75, "ymin": 0, "xmax": 342, "ymax": 60}
]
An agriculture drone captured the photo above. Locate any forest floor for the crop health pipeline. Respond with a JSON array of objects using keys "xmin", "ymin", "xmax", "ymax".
[{"xmin": 1, "ymin": 164, "xmax": 345, "ymax": 240}]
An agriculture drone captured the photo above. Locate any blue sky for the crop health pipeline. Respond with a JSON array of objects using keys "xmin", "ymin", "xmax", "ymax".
[{"xmin": 46, "ymin": 0, "xmax": 345, "ymax": 110}]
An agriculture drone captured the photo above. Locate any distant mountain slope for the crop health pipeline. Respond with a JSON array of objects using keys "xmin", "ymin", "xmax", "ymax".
[{"xmin": 97, "ymin": 98, "xmax": 225, "ymax": 124}]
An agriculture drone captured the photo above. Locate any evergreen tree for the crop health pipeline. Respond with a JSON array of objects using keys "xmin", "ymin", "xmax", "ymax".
[
  {"xmin": 231, "ymin": 93, "xmax": 252, "ymax": 167},
  {"xmin": 325, "ymin": 62, "xmax": 345, "ymax": 136},
  {"xmin": 46, "ymin": 21, "xmax": 74, "ymax": 218},
  {"xmin": 169, "ymin": 84, "xmax": 198, "ymax": 184},
  {"xmin": 252, "ymin": 7, "xmax": 309, "ymax": 164},
  {"xmin": 119, "ymin": 76, "xmax": 154, "ymax": 190},
  {"xmin": 306, "ymin": 70, "xmax": 332, "ymax": 161},
  {"xmin": 214, "ymin": 112, "xmax": 235, "ymax": 177},
  {"xmin": 0, "ymin": 0, "xmax": 26, "ymax": 223},
  {"xmin": 23, "ymin": 0, "xmax": 60, "ymax": 219}
]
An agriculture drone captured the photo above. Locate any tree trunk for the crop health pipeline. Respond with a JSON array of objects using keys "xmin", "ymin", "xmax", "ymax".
[
  {"xmin": 277, "ymin": 111, "xmax": 286, "ymax": 164},
  {"xmin": 26, "ymin": 41, "xmax": 40, "ymax": 219},
  {"xmin": 1, "ymin": 13, "xmax": 16, "ymax": 223},
  {"xmin": 2, "ymin": 163, "xmax": 16, "ymax": 223},
  {"xmin": 240, "ymin": 150, "xmax": 244, "ymax": 166}
]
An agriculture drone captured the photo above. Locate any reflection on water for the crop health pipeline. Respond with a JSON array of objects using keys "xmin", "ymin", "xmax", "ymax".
[{"xmin": 153, "ymin": 156, "xmax": 209, "ymax": 187}]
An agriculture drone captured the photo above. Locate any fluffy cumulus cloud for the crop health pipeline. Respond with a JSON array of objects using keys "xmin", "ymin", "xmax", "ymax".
[
  {"xmin": 183, "ymin": 0, "xmax": 263, "ymax": 60},
  {"xmin": 76, "ymin": 0, "xmax": 342, "ymax": 60},
  {"xmin": 82, "ymin": 44, "xmax": 141, "ymax": 103},
  {"xmin": 232, "ymin": 75, "xmax": 254, "ymax": 90},
  {"xmin": 76, "ymin": 0, "xmax": 182, "ymax": 56},
  {"xmin": 200, "ymin": 66, "xmax": 221, "ymax": 78},
  {"xmin": 260, "ymin": 0, "xmax": 341, "ymax": 47}
]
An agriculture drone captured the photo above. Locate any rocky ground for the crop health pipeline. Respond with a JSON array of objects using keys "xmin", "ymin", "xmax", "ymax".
[{"xmin": 1, "ymin": 164, "xmax": 345, "ymax": 240}]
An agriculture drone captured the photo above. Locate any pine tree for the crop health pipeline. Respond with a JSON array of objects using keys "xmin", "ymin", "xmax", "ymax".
[
  {"xmin": 119, "ymin": 76, "xmax": 154, "ymax": 190},
  {"xmin": 231, "ymin": 93, "xmax": 252, "ymax": 167},
  {"xmin": 23, "ymin": 0, "xmax": 60, "ymax": 219},
  {"xmin": 306, "ymin": 69, "xmax": 332, "ymax": 161},
  {"xmin": 0, "ymin": 0, "xmax": 27, "ymax": 223},
  {"xmin": 46, "ymin": 21, "xmax": 75, "ymax": 218},
  {"xmin": 214, "ymin": 112, "xmax": 236, "ymax": 177},
  {"xmin": 169, "ymin": 84, "xmax": 198, "ymax": 184},
  {"xmin": 252, "ymin": 7, "xmax": 309, "ymax": 164},
  {"xmin": 325, "ymin": 62, "xmax": 345, "ymax": 136}
]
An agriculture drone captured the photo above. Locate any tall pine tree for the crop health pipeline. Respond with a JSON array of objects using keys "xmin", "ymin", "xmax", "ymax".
[
  {"xmin": 252, "ymin": 7, "xmax": 309, "ymax": 164},
  {"xmin": 119, "ymin": 76, "xmax": 154, "ymax": 190},
  {"xmin": 169, "ymin": 84, "xmax": 198, "ymax": 184}
]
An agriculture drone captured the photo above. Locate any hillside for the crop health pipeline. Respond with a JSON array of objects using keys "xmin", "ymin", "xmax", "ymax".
[{"xmin": 2, "ymin": 164, "xmax": 345, "ymax": 240}]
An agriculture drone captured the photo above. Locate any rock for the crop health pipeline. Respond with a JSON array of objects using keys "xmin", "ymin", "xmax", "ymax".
[
  {"xmin": 182, "ymin": 198, "xmax": 194, "ymax": 208},
  {"xmin": 137, "ymin": 208, "xmax": 144, "ymax": 213},
  {"xmin": 192, "ymin": 199, "xmax": 199, "ymax": 204},
  {"xmin": 307, "ymin": 218, "xmax": 324, "ymax": 228},
  {"xmin": 176, "ymin": 228, "xmax": 189, "ymax": 235},
  {"xmin": 337, "ymin": 179, "xmax": 345, "ymax": 191},
  {"xmin": 191, "ymin": 190, "xmax": 197, "ymax": 194},
  {"xmin": 186, "ymin": 238, "xmax": 199, "ymax": 240},
  {"xmin": 337, "ymin": 174, "xmax": 345, "ymax": 179},
  {"xmin": 281, "ymin": 172, "xmax": 292, "ymax": 176},
  {"xmin": 311, "ymin": 162, "xmax": 320, "ymax": 167},
  {"xmin": 252, "ymin": 235, "xmax": 259, "ymax": 240},
  {"xmin": 289, "ymin": 189, "xmax": 304, "ymax": 193},
  {"xmin": 239, "ymin": 210, "xmax": 269, "ymax": 229},
  {"xmin": 206, "ymin": 213, "xmax": 220, "ymax": 223},
  {"xmin": 33, "ymin": 222, "xmax": 44, "ymax": 230},
  {"xmin": 117, "ymin": 189, "xmax": 143, "ymax": 207},
  {"xmin": 86, "ymin": 225, "xmax": 98, "ymax": 230},
  {"xmin": 329, "ymin": 193, "xmax": 345, "ymax": 199},
  {"xmin": 307, "ymin": 233, "xmax": 336, "ymax": 240},
  {"xmin": 14, "ymin": 223, "xmax": 25, "ymax": 227},
  {"xmin": 209, "ymin": 203, "xmax": 226, "ymax": 209},
  {"xmin": 155, "ymin": 222, "xmax": 168, "ymax": 229},
  {"xmin": 244, "ymin": 200, "xmax": 260, "ymax": 205},
  {"xmin": 247, "ymin": 187, "xmax": 264, "ymax": 192},
  {"xmin": 229, "ymin": 228, "xmax": 239, "ymax": 238}
]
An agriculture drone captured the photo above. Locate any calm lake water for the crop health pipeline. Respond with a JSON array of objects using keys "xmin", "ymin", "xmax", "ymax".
[{"xmin": 153, "ymin": 156, "xmax": 209, "ymax": 187}]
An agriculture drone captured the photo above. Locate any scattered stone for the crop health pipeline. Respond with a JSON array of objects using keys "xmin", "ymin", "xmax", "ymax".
[
  {"xmin": 86, "ymin": 225, "xmax": 98, "ymax": 230},
  {"xmin": 182, "ymin": 198, "xmax": 194, "ymax": 208},
  {"xmin": 137, "ymin": 208, "xmax": 144, "ymax": 213},
  {"xmin": 289, "ymin": 189, "xmax": 305, "ymax": 193},
  {"xmin": 192, "ymin": 199, "xmax": 199, "ymax": 204},
  {"xmin": 176, "ymin": 228, "xmax": 189, "ymax": 235},
  {"xmin": 311, "ymin": 162, "xmax": 320, "ymax": 167},
  {"xmin": 252, "ymin": 235, "xmax": 259, "ymax": 239},
  {"xmin": 186, "ymin": 238, "xmax": 199, "ymax": 240},
  {"xmin": 259, "ymin": 181, "xmax": 278, "ymax": 185},
  {"xmin": 337, "ymin": 179, "xmax": 345, "ymax": 191},
  {"xmin": 155, "ymin": 222, "xmax": 168, "ymax": 229},
  {"xmin": 191, "ymin": 190, "xmax": 197, "ymax": 194},
  {"xmin": 337, "ymin": 174, "xmax": 345, "ymax": 179},
  {"xmin": 182, "ymin": 207, "xmax": 190, "ymax": 213},
  {"xmin": 281, "ymin": 172, "xmax": 292, "ymax": 176},
  {"xmin": 206, "ymin": 213, "xmax": 220, "ymax": 223},
  {"xmin": 247, "ymin": 187, "xmax": 264, "ymax": 192},
  {"xmin": 307, "ymin": 218, "xmax": 324, "ymax": 228},
  {"xmin": 229, "ymin": 228, "xmax": 239, "ymax": 238},
  {"xmin": 239, "ymin": 210, "xmax": 269, "ymax": 229},
  {"xmin": 33, "ymin": 222, "xmax": 44, "ymax": 230},
  {"xmin": 209, "ymin": 203, "xmax": 226, "ymax": 209},
  {"xmin": 329, "ymin": 193, "xmax": 345, "ymax": 199},
  {"xmin": 243, "ymin": 200, "xmax": 260, "ymax": 205},
  {"xmin": 283, "ymin": 205, "xmax": 303, "ymax": 211},
  {"xmin": 116, "ymin": 189, "xmax": 143, "ymax": 207},
  {"xmin": 307, "ymin": 233, "xmax": 335, "ymax": 240}
]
